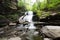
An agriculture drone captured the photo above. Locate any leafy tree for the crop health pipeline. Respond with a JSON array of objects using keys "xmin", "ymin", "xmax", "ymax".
[
  {"xmin": 45, "ymin": 0, "xmax": 60, "ymax": 11},
  {"xmin": 32, "ymin": 3, "xmax": 38, "ymax": 12}
]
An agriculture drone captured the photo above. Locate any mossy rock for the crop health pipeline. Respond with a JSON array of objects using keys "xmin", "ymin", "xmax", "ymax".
[{"xmin": 33, "ymin": 35, "xmax": 43, "ymax": 40}]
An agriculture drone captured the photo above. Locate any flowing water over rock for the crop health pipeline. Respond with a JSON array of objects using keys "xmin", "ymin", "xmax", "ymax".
[
  {"xmin": 0, "ymin": 11, "xmax": 41, "ymax": 40},
  {"xmin": 18, "ymin": 11, "xmax": 39, "ymax": 40}
]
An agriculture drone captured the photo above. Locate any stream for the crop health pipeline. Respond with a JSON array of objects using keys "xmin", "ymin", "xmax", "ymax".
[
  {"xmin": 0, "ymin": 11, "xmax": 42, "ymax": 40},
  {"xmin": 18, "ymin": 11, "xmax": 39, "ymax": 40}
]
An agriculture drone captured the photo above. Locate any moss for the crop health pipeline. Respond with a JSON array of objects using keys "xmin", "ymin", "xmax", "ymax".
[
  {"xmin": 37, "ymin": 10, "xmax": 43, "ymax": 17},
  {"xmin": 58, "ymin": 12, "xmax": 60, "ymax": 14},
  {"xmin": 33, "ymin": 35, "xmax": 42, "ymax": 40},
  {"xmin": 36, "ymin": 10, "xmax": 50, "ymax": 19}
]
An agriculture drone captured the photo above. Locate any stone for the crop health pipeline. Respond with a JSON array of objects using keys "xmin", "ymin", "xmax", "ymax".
[{"xmin": 8, "ymin": 37, "xmax": 21, "ymax": 40}]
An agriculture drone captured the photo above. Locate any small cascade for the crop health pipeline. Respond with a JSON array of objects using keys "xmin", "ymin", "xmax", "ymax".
[{"xmin": 18, "ymin": 11, "xmax": 38, "ymax": 40}]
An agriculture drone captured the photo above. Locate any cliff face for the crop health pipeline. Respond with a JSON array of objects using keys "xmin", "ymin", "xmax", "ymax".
[
  {"xmin": 0, "ymin": 18, "xmax": 10, "ymax": 27},
  {"xmin": 40, "ymin": 14, "xmax": 60, "ymax": 21},
  {"xmin": 8, "ymin": 0, "xmax": 17, "ymax": 9},
  {"xmin": 0, "ymin": 0, "xmax": 18, "ymax": 27},
  {"xmin": 40, "ymin": 14, "xmax": 60, "ymax": 25},
  {"xmin": 0, "ymin": 0, "xmax": 17, "ymax": 14}
]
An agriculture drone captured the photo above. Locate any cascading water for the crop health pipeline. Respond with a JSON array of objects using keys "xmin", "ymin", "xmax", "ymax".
[
  {"xmin": 24, "ymin": 11, "xmax": 36, "ymax": 29},
  {"xmin": 18, "ymin": 11, "xmax": 38, "ymax": 40}
]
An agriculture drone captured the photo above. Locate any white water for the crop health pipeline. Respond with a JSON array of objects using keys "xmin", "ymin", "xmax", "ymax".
[
  {"xmin": 19, "ymin": 11, "xmax": 36, "ymax": 29},
  {"xmin": 18, "ymin": 11, "xmax": 38, "ymax": 40}
]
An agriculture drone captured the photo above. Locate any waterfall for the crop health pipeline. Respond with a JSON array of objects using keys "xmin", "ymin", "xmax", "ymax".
[
  {"xmin": 20, "ymin": 11, "xmax": 36, "ymax": 30},
  {"xmin": 18, "ymin": 11, "xmax": 38, "ymax": 40}
]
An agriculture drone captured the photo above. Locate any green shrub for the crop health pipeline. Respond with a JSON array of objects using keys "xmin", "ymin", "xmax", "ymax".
[{"xmin": 36, "ymin": 11, "xmax": 50, "ymax": 19}]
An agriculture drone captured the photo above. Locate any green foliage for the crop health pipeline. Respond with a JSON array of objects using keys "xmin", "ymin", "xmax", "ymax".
[
  {"xmin": 18, "ymin": 0, "xmax": 25, "ymax": 7},
  {"xmin": 17, "ymin": 0, "xmax": 27, "ymax": 12},
  {"xmin": 37, "ymin": 10, "xmax": 43, "ymax": 17},
  {"xmin": 32, "ymin": 0, "xmax": 47, "ymax": 11},
  {"xmin": 46, "ymin": 0, "xmax": 60, "ymax": 10},
  {"xmin": 37, "ymin": 1, "xmax": 46, "ymax": 10},
  {"xmin": 37, "ymin": 10, "xmax": 50, "ymax": 19},
  {"xmin": 32, "ymin": 0, "xmax": 50, "ymax": 18},
  {"xmin": 32, "ymin": 3, "xmax": 38, "ymax": 11},
  {"xmin": 32, "ymin": 0, "xmax": 60, "ymax": 18}
]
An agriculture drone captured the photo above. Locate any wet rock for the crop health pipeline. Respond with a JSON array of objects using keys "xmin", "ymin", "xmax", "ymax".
[
  {"xmin": 8, "ymin": 37, "xmax": 21, "ymax": 40},
  {"xmin": 0, "ymin": 38, "xmax": 7, "ymax": 40}
]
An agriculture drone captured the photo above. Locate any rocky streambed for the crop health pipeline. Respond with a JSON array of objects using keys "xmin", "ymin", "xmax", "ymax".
[
  {"xmin": 0, "ymin": 25, "xmax": 22, "ymax": 40},
  {"xmin": 0, "ymin": 24, "xmax": 42, "ymax": 40}
]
